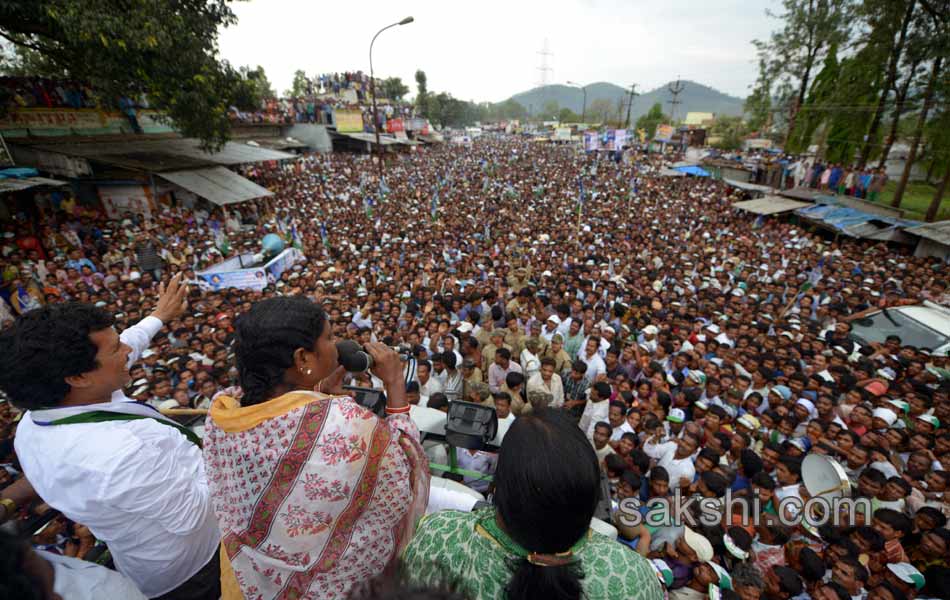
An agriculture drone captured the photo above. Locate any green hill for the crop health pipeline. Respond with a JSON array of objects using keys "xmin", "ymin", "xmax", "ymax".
[{"xmin": 508, "ymin": 80, "xmax": 745, "ymax": 121}]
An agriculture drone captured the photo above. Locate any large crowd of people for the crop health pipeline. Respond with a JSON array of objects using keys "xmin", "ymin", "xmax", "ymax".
[{"xmin": 1, "ymin": 136, "xmax": 949, "ymax": 600}]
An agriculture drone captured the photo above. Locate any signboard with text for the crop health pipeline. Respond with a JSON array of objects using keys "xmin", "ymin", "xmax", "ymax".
[{"xmin": 334, "ymin": 108, "xmax": 365, "ymax": 133}]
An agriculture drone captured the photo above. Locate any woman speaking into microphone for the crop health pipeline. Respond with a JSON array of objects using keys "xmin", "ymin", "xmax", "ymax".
[{"xmin": 203, "ymin": 296, "xmax": 429, "ymax": 600}]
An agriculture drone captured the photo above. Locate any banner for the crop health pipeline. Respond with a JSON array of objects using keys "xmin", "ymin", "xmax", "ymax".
[
  {"xmin": 583, "ymin": 132, "xmax": 601, "ymax": 151},
  {"xmin": 198, "ymin": 268, "xmax": 268, "ymax": 292},
  {"xmin": 386, "ymin": 118, "xmax": 405, "ymax": 134},
  {"xmin": 0, "ymin": 108, "xmax": 108, "ymax": 130},
  {"xmin": 555, "ymin": 127, "xmax": 572, "ymax": 141},
  {"xmin": 334, "ymin": 108, "xmax": 364, "ymax": 133},
  {"xmin": 612, "ymin": 129, "xmax": 627, "ymax": 150},
  {"xmin": 654, "ymin": 124, "xmax": 674, "ymax": 143},
  {"xmin": 98, "ymin": 184, "xmax": 155, "ymax": 219}
]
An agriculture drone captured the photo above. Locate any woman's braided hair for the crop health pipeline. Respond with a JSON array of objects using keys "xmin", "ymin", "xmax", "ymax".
[{"xmin": 233, "ymin": 296, "xmax": 327, "ymax": 406}]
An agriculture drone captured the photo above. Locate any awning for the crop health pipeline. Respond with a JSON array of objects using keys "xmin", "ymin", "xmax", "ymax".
[
  {"xmin": 724, "ymin": 178, "xmax": 775, "ymax": 194},
  {"xmin": 659, "ymin": 167, "xmax": 685, "ymax": 177},
  {"xmin": 20, "ymin": 137, "xmax": 294, "ymax": 172},
  {"xmin": 904, "ymin": 221, "xmax": 950, "ymax": 245},
  {"xmin": 0, "ymin": 176, "xmax": 67, "ymax": 193},
  {"xmin": 246, "ymin": 138, "xmax": 309, "ymax": 151},
  {"xmin": 158, "ymin": 167, "xmax": 273, "ymax": 206},
  {"xmin": 336, "ymin": 132, "xmax": 400, "ymax": 146},
  {"xmin": 779, "ymin": 187, "xmax": 823, "ymax": 202},
  {"xmin": 733, "ymin": 196, "xmax": 811, "ymax": 215}
]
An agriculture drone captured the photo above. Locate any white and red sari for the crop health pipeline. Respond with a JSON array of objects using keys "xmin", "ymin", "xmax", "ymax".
[{"xmin": 204, "ymin": 391, "xmax": 430, "ymax": 600}]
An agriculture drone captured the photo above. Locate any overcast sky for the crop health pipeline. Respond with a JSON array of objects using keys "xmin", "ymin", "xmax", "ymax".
[{"xmin": 217, "ymin": 0, "xmax": 779, "ymax": 103}]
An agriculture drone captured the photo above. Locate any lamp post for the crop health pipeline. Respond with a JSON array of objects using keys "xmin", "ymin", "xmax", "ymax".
[
  {"xmin": 567, "ymin": 81, "xmax": 587, "ymax": 124},
  {"xmin": 369, "ymin": 16, "xmax": 414, "ymax": 180}
]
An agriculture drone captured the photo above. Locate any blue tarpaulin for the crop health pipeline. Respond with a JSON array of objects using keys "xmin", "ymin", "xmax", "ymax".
[
  {"xmin": 673, "ymin": 165, "xmax": 710, "ymax": 177},
  {"xmin": 0, "ymin": 168, "xmax": 39, "ymax": 179},
  {"xmin": 795, "ymin": 203, "xmax": 920, "ymax": 240}
]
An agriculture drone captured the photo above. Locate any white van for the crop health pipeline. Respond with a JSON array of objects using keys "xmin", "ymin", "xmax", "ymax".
[{"xmin": 849, "ymin": 301, "xmax": 950, "ymax": 356}]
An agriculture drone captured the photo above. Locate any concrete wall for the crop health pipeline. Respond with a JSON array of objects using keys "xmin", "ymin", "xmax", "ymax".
[{"xmin": 285, "ymin": 124, "xmax": 332, "ymax": 153}]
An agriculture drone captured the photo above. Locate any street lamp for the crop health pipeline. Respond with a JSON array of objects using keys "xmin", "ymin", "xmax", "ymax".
[
  {"xmin": 567, "ymin": 81, "xmax": 587, "ymax": 124},
  {"xmin": 369, "ymin": 16, "xmax": 414, "ymax": 180}
]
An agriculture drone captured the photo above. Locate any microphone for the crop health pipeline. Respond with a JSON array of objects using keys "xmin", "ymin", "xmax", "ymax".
[{"xmin": 336, "ymin": 340, "xmax": 411, "ymax": 372}]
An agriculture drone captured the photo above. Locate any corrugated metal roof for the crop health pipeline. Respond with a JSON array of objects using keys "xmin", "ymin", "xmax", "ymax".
[
  {"xmin": 25, "ymin": 138, "xmax": 293, "ymax": 172},
  {"xmin": 904, "ymin": 221, "xmax": 950, "ymax": 245},
  {"xmin": 337, "ymin": 132, "xmax": 401, "ymax": 146},
  {"xmin": 733, "ymin": 196, "xmax": 811, "ymax": 215},
  {"xmin": 0, "ymin": 176, "xmax": 67, "ymax": 192},
  {"xmin": 779, "ymin": 187, "xmax": 823, "ymax": 201},
  {"xmin": 723, "ymin": 178, "xmax": 775, "ymax": 194},
  {"xmin": 796, "ymin": 203, "xmax": 920, "ymax": 241},
  {"xmin": 158, "ymin": 167, "xmax": 273, "ymax": 206}
]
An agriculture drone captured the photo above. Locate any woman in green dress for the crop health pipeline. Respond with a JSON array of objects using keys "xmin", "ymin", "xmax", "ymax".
[{"xmin": 402, "ymin": 409, "xmax": 664, "ymax": 600}]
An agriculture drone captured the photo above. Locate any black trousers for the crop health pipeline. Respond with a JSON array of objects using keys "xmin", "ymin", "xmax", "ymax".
[{"xmin": 152, "ymin": 551, "xmax": 221, "ymax": 600}]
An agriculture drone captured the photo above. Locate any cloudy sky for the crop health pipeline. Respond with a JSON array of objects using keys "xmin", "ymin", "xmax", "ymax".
[{"xmin": 218, "ymin": 0, "xmax": 779, "ymax": 103}]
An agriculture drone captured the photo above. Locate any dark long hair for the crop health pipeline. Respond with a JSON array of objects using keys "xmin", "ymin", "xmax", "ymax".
[
  {"xmin": 494, "ymin": 409, "xmax": 601, "ymax": 600},
  {"xmin": 233, "ymin": 296, "xmax": 327, "ymax": 406}
]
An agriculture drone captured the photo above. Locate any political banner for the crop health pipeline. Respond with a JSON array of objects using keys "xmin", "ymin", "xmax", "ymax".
[
  {"xmin": 654, "ymin": 124, "xmax": 674, "ymax": 143},
  {"xmin": 583, "ymin": 132, "xmax": 601, "ymax": 151},
  {"xmin": 612, "ymin": 129, "xmax": 627, "ymax": 150},
  {"xmin": 198, "ymin": 268, "xmax": 268, "ymax": 292},
  {"xmin": 98, "ymin": 184, "xmax": 155, "ymax": 219}
]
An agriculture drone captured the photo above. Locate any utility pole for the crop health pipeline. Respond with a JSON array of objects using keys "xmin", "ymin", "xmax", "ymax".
[
  {"xmin": 667, "ymin": 77, "xmax": 684, "ymax": 124},
  {"xmin": 624, "ymin": 83, "xmax": 639, "ymax": 129},
  {"xmin": 536, "ymin": 38, "xmax": 554, "ymax": 86}
]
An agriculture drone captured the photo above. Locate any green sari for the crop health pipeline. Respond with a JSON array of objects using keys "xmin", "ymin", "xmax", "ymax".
[{"xmin": 402, "ymin": 508, "xmax": 664, "ymax": 600}]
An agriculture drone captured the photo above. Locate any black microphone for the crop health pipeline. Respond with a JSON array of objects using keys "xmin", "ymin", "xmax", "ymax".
[
  {"xmin": 337, "ymin": 340, "xmax": 373, "ymax": 372},
  {"xmin": 336, "ymin": 340, "xmax": 412, "ymax": 372}
]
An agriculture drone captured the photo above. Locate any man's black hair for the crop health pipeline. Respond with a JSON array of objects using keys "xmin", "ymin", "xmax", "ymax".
[{"xmin": 0, "ymin": 303, "xmax": 115, "ymax": 410}]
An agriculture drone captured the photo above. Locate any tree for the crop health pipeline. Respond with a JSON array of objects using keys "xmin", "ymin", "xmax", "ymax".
[
  {"xmin": 744, "ymin": 58, "xmax": 775, "ymax": 133},
  {"xmin": 753, "ymin": 0, "xmax": 854, "ymax": 147},
  {"xmin": 635, "ymin": 103, "xmax": 669, "ymax": 139},
  {"xmin": 542, "ymin": 100, "xmax": 559, "ymax": 118},
  {"xmin": 414, "ymin": 70, "xmax": 428, "ymax": 117},
  {"xmin": 381, "ymin": 77, "xmax": 409, "ymax": 102},
  {"xmin": 288, "ymin": 69, "xmax": 311, "ymax": 97},
  {"xmin": 589, "ymin": 98, "xmax": 613, "ymax": 124},
  {"xmin": 558, "ymin": 107, "xmax": 581, "ymax": 123},
  {"xmin": 0, "ymin": 0, "xmax": 247, "ymax": 149},
  {"xmin": 855, "ymin": 0, "xmax": 919, "ymax": 166},
  {"xmin": 709, "ymin": 116, "xmax": 749, "ymax": 151},
  {"xmin": 231, "ymin": 65, "xmax": 275, "ymax": 112}
]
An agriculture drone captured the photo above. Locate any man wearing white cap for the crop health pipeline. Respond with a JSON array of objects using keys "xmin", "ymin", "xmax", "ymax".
[
  {"xmin": 639, "ymin": 325, "xmax": 659, "ymax": 353},
  {"xmin": 541, "ymin": 314, "xmax": 561, "ymax": 343},
  {"xmin": 664, "ymin": 526, "xmax": 714, "ymax": 590}
]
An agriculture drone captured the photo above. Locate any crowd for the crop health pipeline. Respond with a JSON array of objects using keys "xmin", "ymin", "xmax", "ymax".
[
  {"xmin": 0, "ymin": 136, "xmax": 949, "ymax": 600},
  {"xmin": 794, "ymin": 160, "xmax": 890, "ymax": 203}
]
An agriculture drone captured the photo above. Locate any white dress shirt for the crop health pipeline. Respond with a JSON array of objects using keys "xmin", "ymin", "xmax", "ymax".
[
  {"xmin": 526, "ymin": 372, "xmax": 564, "ymax": 408},
  {"xmin": 644, "ymin": 439, "xmax": 696, "ymax": 490},
  {"xmin": 14, "ymin": 317, "xmax": 220, "ymax": 598},
  {"xmin": 579, "ymin": 399, "xmax": 610, "ymax": 440},
  {"xmin": 41, "ymin": 550, "xmax": 148, "ymax": 600}
]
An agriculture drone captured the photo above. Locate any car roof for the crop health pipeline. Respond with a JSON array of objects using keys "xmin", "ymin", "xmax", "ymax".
[{"xmin": 895, "ymin": 306, "xmax": 950, "ymax": 337}]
